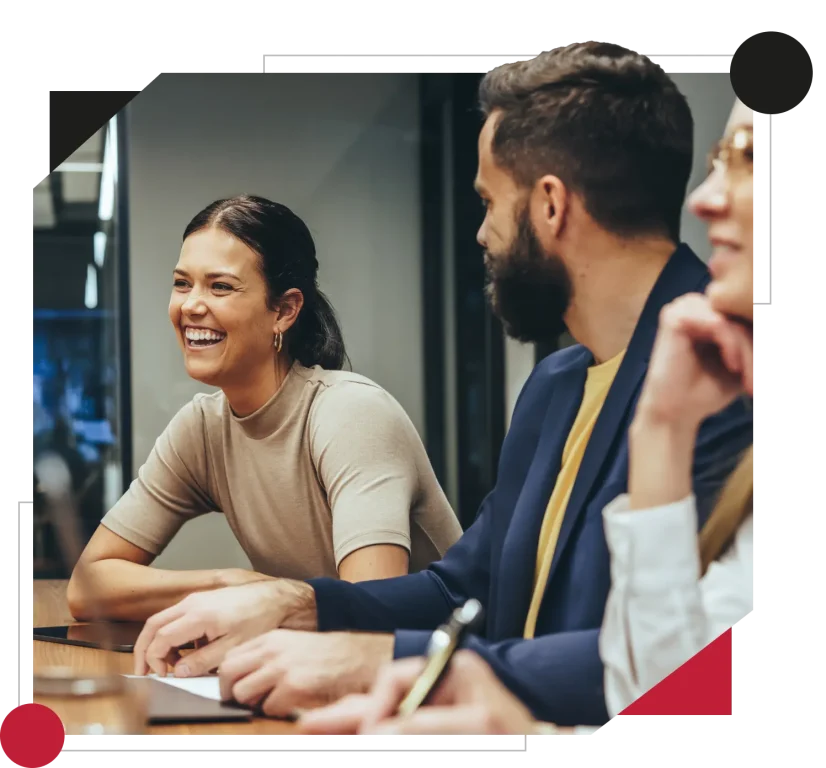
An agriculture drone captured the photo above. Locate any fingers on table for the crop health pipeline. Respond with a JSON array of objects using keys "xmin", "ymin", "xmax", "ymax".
[
  {"xmin": 297, "ymin": 694, "xmax": 373, "ymax": 735},
  {"xmin": 360, "ymin": 657, "xmax": 427, "ymax": 728},
  {"xmin": 133, "ymin": 602, "xmax": 188, "ymax": 675},
  {"xmin": 143, "ymin": 611, "xmax": 214, "ymax": 676},
  {"xmin": 219, "ymin": 644, "xmax": 274, "ymax": 702},
  {"xmin": 173, "ymin": 635, "xmax": 236, "ymax": 678}
]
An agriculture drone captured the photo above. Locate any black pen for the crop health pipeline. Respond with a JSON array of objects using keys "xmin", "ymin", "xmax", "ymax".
[{"xmin": 396, "ymin": 599, "xmax": 485, "ymax": 716}]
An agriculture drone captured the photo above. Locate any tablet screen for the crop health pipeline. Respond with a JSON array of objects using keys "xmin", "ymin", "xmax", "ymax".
[{"xmin": 34, "ymin": 622, "xmax": 145, "ymax": 650}]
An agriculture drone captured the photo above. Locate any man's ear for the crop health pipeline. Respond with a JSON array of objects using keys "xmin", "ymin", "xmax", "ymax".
[{"xmin": 532, "ymin": 174, "xmax": 569, "ymax": 240}]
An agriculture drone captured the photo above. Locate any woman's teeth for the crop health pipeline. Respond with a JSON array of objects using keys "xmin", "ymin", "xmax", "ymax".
[{"xmin": 185, "ymin": 328, "xmax": 226, "ymax": 346}]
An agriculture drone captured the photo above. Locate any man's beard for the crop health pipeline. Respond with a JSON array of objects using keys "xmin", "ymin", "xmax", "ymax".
[{"xmin": 484, "ymin": 208, "xmax": 572, "ymax": 345}]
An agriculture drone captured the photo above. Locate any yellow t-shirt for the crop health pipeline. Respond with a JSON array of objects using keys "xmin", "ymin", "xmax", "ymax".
[{"xmin": 523, "ymin": 349, "xmax": 626, "ymax": 639}]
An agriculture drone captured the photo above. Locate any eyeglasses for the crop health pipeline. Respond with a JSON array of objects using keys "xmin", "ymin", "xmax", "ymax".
[{"xmin": 707, "ymin": 126, "xmax": 753, "ymax": 177}]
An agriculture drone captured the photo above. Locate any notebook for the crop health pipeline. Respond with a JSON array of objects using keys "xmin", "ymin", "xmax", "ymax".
[{"xmin": 124, "ymin": 675, "xmax": 252, "ymax": 723}]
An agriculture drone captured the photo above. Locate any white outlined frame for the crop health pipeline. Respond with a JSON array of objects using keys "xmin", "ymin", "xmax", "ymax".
[{"xmin": 15, "ymin": 41, "xmax": 776, "ymax": 753}]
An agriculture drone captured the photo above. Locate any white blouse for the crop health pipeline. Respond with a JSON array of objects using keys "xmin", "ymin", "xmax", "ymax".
[{"xmin": 599, "ymin": 494, "xmax": 753, "ymax": 717}]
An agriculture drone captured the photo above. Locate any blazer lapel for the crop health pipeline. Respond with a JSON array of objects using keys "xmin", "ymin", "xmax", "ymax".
[
  {"xmin": 543, "ymin": 244, "xmax": 710, "ymax": 592},
  {"xmin": 493, "ymin": 356, "xmax": 588, "ymax": 639}
]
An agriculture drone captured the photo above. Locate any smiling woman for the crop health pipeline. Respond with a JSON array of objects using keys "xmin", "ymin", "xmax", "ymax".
[
  {"xmin": 600, "ymin": 99, "xmax": 754, "ymax": 715},
  {"xmin": 169, "ymin": 231, "xmax": 301, "ymax": 417},
  {"xmin": 66, "ymin": 195, "xmax": 462, "ymax": 622}
]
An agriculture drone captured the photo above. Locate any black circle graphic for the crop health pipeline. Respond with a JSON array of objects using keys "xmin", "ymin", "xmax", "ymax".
[{"xmin": 730, "ymin": 32, "xmax": 813, "ymax": 114}]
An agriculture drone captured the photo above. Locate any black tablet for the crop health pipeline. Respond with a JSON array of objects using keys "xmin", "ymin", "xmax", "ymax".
[
  {"xmin": 136, "ymin": 677, "xmax": 253, "ymax": 723},
  {"xmin": 34, "ymin": 623, "xmax": 146, "ymax": 652}
]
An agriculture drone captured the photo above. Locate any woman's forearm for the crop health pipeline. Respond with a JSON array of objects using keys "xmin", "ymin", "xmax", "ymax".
[
  {"xmin": 66, "ymin": 560, "xmax": 254, "ymax": 622},
  {"xmin": 628, "ymin": 411, "xmax": 698, "ymax": 510}
]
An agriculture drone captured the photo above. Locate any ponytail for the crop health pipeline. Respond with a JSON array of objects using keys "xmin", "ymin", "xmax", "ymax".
[
  {"xmin": 288, "ymin": 288, "xmax": 350, "ymax": 371},
  {"xmin": 698, "ymin": 445, "xmax": 753, "ymax": 575}
]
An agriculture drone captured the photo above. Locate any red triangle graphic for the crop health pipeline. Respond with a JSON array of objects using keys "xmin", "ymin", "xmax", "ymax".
[{"xmin": 619, "ymin": 629, "xmax": 732, "ymax": 715}]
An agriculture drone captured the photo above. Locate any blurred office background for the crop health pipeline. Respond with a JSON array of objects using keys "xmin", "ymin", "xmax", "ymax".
[{"xmin": 33, "ymin": 73, "xmax": 734, "ymax": 578}]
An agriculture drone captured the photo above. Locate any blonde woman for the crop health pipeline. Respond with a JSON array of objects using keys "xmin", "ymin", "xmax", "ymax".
[{"xmin": 599, "ymin": 98, "xmax": 754, "ymax": 715}]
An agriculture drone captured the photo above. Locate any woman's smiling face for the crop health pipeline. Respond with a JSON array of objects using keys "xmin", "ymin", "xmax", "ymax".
[
  {"xmin": 688, "ymin": 100, "xmax": 754, "ymax": 322},
  {"xmin": 168, "ymin": 226, "xmax": 278, "ymax": 388}
]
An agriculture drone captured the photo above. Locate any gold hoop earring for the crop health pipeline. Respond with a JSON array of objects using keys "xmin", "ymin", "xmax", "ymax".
[{"xmin": 274, "ymin": 331, "xmax": 283, "ymax": 353}]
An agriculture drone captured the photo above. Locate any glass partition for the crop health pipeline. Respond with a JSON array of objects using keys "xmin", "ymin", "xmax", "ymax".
[{"xmin": 33, "ymin": 115, "xmax": 130, "ymax": 578}]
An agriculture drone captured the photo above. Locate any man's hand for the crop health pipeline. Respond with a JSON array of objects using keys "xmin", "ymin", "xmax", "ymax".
[
  {"xmin": 133, "ymin": 579, "xmax": 317, "ymax": 677},
  {"xmin": 218, "ymin": 630, "xmax": 394, "ymax": 717},
  {"xmin": 216, "ymin": 568, "xmax": 278, "ymax": 589},
  {"xmin": 298, "ymin": 651, "xmax": 537, "ymax": 734}
]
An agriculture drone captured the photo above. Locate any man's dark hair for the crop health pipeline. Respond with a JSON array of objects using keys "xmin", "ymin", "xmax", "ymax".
[{"xmin": 479, "ymin": 42, "xmax": 694, "ymax": 242}]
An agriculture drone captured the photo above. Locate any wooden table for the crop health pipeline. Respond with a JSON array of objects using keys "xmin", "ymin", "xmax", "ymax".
[
  {"xmin": 35, "ymin": 580, "xmax": 575, "ymax": 736},
  {"xmin": 34, "ymin": 580, "xmax": 297, "ymax": 734}
]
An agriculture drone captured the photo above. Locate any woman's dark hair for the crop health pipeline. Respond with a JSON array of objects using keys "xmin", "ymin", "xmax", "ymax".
[
  {"xmin": 479, "ymin": 42, "xmax": 694, "ymax": 242},
  {"xmin": 183, "ymin": 195, "xmax": 349, "ymax": 370}
]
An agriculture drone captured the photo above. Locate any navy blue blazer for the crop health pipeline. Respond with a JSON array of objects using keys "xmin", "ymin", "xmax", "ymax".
[{"xmin": 308, "ymin": 244, "xmax": 753, "ymax": 726}]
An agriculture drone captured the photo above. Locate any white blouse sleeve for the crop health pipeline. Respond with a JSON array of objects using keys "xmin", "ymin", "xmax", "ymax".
[{"xmin": 599, "ymin": 494, "xmax": 753, "ymax": 717}]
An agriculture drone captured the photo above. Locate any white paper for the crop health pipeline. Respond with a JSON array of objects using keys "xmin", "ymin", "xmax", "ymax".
[{"xmin": 123, "ymin": 673, "xmax": 223, "ymax": 701}]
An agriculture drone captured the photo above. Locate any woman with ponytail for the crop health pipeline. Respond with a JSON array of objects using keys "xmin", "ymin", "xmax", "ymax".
[
  {"xmin": 599, "ymin": 99, "xmax": 754, "ymax": 715},
  {"xmin": 68, "ymin": 195, "xmax": 461, "ymax": 623}
]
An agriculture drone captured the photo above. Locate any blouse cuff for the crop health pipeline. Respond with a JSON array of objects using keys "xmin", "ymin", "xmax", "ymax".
[{"xmin": 602, "ymin": 493, "xmax": 700, "ymax": 592}]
